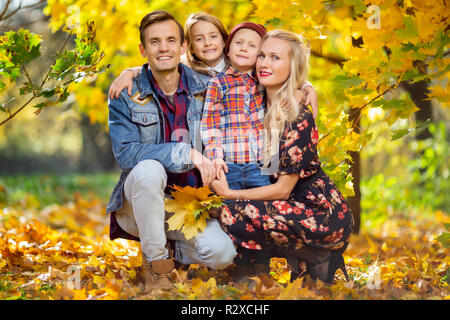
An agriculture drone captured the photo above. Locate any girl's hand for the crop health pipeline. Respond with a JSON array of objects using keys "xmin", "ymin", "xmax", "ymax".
[
  {"xmin": 210, "ymin": 169, "xmax": 231, "ymax": 198},
  {"xmin": 108, "ymin": 67, "xmax": 139, "ymax": 100},
  {"xmin": 293, "ymin": 89, "xmax": 305, "ymax": 106},
  {"xmin": 303, "ymin": 86, "xmax": 318, "ymax": 120}
]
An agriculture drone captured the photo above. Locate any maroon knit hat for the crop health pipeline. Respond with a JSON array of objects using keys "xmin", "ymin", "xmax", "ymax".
[{"xmin": 224, "ymin": 22, "xmax": 267, "ymax": 54}]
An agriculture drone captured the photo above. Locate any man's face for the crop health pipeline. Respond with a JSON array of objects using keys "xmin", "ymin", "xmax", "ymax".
[{"xmin": 139, "ymin": 19, "xmax": 187, "ymax": 73}]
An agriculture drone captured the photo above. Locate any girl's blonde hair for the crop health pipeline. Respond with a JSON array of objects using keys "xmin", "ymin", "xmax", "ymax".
[
  {"xmin": 184, "ymin": 13, "xmax": 229, "ymax": 76},
  {"xmin": 262, "ymin": 29, "xmax": 310, "ymax": 167}
]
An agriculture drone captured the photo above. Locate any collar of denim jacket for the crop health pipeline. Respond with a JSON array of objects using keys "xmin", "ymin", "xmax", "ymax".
[{"xmin": 137, "ymin": 63, "xmax": 206, "ymax": 100}]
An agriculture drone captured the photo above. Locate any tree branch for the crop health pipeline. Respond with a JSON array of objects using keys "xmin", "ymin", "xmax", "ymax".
[
  {"xmin": 0, "ymin": 0, "xmax": 12, "ymax": 20},
  {"xmin": 310, "ymin": 49, "xmax": 347, "ymax": 67},
  {"xmin": 0, "ymin": 95, "xmax": 35, "ymax": 126},
  {"xmin": 0, "ymin": 0, "xmax": 46, "ymax": 22},
  {"xmin": 0, "ymin": 30, "xmax": 74, "ymax": 127}
]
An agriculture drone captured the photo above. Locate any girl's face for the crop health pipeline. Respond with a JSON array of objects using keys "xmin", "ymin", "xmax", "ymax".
[
  {"xmin": 256, "ymin": 37, "xmax": 291, "ymax": 89},
  {"xmin": 190, "ymin": 20, "xmax": 225, "ymax": 67}
]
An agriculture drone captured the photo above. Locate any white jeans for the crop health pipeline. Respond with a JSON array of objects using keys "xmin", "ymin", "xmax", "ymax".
[{"xmin": 115, "ymin": 159, "xmax": 236, "ymax": 270}]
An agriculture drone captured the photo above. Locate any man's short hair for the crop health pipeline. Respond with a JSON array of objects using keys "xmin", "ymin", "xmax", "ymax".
[{"xmin": 139, "ymin": 10, "xmax": 185, "ymax": 46}]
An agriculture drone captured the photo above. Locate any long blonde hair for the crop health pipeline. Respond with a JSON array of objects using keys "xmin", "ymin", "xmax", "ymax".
[
  {"xmin": 184, "ymin": 13, "xmax": 229, "ymax": 76},
  {"xmin": 262, "ymin": 29, "xmax": 310, "ymax": 167}
]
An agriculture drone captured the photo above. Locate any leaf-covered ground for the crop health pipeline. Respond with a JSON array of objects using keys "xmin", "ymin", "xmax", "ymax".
[{"xmin": 0, "ymin": 194, "xmax": 448, "ymax": 300}]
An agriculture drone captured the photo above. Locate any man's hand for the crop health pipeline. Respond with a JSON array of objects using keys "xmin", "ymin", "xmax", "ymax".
[{"xmin": 190, "ymin": 149, "xmax": 216, "ymax": 186}]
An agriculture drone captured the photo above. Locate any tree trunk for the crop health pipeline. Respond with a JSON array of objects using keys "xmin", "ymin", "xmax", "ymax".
[
  {"xmin": 401, "ymin": 79, "xmax": 433, "ymax": 140},
  {"xmin": 78, "ymin": 114, "xmax": 116, "ymax": 172},
  {"xmin": 348, "ymin": 108, "xmax": 361, "ymax": 234}
]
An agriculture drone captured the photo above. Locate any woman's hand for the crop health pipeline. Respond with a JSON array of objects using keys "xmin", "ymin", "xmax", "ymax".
[
  {"xmin": 210, "ymin": 169, "xmax": 232, "ymax": 199},
  {"xmin": 108, "ymin": 67, "xmax": 140, "ymax": 100}
]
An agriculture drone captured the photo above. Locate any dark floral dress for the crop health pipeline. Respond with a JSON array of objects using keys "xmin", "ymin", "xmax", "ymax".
[{"xmin": 219, "ymin": 107, "xmax": 354, "ymax": 254}]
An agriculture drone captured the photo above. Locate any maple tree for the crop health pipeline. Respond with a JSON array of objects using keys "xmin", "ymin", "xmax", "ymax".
[{"xmin": 0, "ymin": 21, "xmax": 108, "ymax": 126}]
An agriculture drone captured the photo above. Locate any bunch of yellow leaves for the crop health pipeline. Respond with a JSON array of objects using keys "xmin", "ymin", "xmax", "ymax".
[{"xmin": 165, "ymin": 185, "xmax": 224, "ymax": 240}]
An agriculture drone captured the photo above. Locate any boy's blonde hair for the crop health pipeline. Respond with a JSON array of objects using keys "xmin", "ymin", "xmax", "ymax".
[
  {"xmin": 184, "ymin": 13, "xmax": 229, "ymax": 75},
  {"xmin": 262, "ymin": 29, "xmax": 310, "ymax": 167}
]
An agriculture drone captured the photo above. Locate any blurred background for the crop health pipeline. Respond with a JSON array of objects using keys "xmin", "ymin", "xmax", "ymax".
[{"xmin": 0, "ymin": 0, "xmax": 448, "ymax": 233}]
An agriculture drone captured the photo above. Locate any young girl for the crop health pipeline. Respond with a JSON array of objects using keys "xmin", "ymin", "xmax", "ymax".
[{"xmin": 183, "ymin": 13, "xmax": 229, "ymax": 76}]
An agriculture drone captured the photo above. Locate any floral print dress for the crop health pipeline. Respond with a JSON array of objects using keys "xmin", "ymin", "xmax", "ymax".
[{"xmin": 219, "ymin": 107, "xmax": 354, "ymax": 254}]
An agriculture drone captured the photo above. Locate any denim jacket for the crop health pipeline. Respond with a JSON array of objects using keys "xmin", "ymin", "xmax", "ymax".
[{"xmin": 106, "ymin": 63, "xmax": 211, "ymax": 214}]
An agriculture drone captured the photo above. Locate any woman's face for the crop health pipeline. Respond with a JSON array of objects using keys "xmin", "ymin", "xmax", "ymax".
[
  {"xmin": 256, "ymin": 37, "xmax": 291, "ymax": 89},
  {"xmin": 190, "ymin": 20, "xmax": 225, "ymax": 67}
]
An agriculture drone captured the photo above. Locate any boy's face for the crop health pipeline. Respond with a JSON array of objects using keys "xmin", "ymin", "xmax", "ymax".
[
  {"xmin": 139, "ymin": 19, "xmax": 187, "ymax": 73},
  {"xmin": 227, "ymin": 28, "xmax": 262, "ymax": 73}
]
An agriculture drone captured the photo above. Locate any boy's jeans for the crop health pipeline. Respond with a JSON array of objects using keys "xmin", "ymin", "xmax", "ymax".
[
  {"xmin": 225, "ymin": 163, "xmax": 271, "ymax": 190},
  {"xmin": 114, "ymin": 159, "xmax": 236, "ymax": 270}
]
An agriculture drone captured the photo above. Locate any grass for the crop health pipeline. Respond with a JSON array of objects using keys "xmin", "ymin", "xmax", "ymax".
[{"xmin": 0, "ymin": 172, "xmax": 119, "ymax": 208}]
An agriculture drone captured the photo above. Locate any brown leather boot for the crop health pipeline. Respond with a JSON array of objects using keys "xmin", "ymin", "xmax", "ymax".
[{"xmin": 142, "ymin": 258, "xmax": 175, "ymax": 291}]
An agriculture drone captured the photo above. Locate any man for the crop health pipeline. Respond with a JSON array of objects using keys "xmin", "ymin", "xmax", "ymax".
[{"xmin": 106, "ymin": 10, "xmax": 236, "ymax": 291}]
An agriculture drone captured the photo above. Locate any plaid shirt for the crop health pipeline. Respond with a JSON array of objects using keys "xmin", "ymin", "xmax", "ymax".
[
  {"xmin": 147, "ymin": 66, "xmax": 202, "ymax": 191},
  {"xmin": 201, "ymin": 66, "xmax": 265, "ymax": 163}
]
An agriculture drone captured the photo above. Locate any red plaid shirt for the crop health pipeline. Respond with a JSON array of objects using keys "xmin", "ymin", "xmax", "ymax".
[{"xmin": 200, "ymin": 66, "xmax": 265, "ymax": 163}]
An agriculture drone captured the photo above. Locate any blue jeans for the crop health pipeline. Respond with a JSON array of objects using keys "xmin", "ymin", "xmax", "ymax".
[
  {"xmin": 115, "ymin": 159, "xmax": 236, "ymax": 270},
  {"xmin": 225, "ymin": 163, "xmax": 271, "ymax": 190}
]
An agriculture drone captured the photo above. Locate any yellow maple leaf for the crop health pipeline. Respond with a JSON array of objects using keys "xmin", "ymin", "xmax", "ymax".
[{"xmin": 165, "ymin": 186, "xmax": 223, "ymax": 240}]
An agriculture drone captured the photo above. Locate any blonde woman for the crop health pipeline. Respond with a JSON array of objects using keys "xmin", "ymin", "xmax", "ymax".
[{"xmin": 210, "ymin": 30, "xmax": 354, "ymax": 284}]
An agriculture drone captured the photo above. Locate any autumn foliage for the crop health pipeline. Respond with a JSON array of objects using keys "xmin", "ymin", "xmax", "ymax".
[{"xmin": 0, "ymin": 191, "xmax": 448, "ymax": 300}]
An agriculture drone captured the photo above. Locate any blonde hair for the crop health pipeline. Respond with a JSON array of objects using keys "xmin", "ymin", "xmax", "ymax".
[
  {"xmin": 262, "ymin": 29, "xmax": 310, "ymax": 167},
  {"xmin": 184, "ymin": 13, "xmax": 229, "ymax": 76}
]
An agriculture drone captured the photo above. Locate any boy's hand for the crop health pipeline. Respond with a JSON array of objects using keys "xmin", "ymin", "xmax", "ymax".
[{"xmin": 212, "ymin": 158, "xmax": 228, "ymax": 178}]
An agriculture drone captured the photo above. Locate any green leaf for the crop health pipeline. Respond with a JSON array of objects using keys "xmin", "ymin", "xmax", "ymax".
[
  {"xmin": 331, "ymin": 74, "xmax": 364, "ymax": 90},
  {"xmin": 390, "ymin": 128, "xmax": 412, "ymax": 141},
  {"xmin": 391, "ymin": 119, "xmax": 431, "ymax": 141},
  {"xmin": 436, "ymin": 232, "xmax": 450, "ymax": 248},
  {"xmin": 265, "ymin": 17, "xmax": 283, "ymax": 28},
  {"xmin": 343, "ymin": 0, "xmax": 367, "ymax": 15},
  {"xmin": 394, "ymin": 16, "xmax": 419, "ymax": 40},
  {"xmin": 400, "ymin": 42, "xmax": 419, "ymax": 52},
  {"xmin": 36, "ymin": 87, "xmax": 56, "ymax": 98}
]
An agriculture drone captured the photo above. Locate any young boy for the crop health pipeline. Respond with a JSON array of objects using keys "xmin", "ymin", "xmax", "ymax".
[
  {"xmin": 200, "ymin": 22, "xmax": 269, "ymax": 190},
  {"xmin": 201, "ymin": 22, "xmax": 314, "ymax": 190}
]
